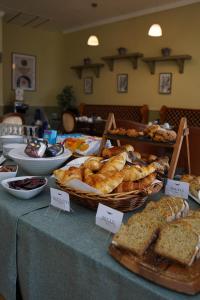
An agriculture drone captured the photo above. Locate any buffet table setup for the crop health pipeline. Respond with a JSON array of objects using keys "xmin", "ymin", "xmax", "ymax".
[{"xmin": 0, "ymin": 119, "xmax": 200, "ymax": 300}]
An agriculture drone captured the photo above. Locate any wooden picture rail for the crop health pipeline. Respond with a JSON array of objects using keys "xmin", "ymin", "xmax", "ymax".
[{"xmin": 99, "ymin": 113, "xmax": 191, "ymax": 179}]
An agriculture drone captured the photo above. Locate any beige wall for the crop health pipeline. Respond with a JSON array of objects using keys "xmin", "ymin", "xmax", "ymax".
[
  {"xmin": 0, "ymin": 17, "xmax": 3, "ymax": 108},
  {"xmin": 3, "ymin": 23, "xmax": 66, "ymax": 108},
  {"xmin": 64, "ymin": 3, "xmax": 200, "ymax": 111}
]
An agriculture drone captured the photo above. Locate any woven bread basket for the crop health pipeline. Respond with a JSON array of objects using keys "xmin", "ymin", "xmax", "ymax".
[{"xmin": 56, "ymin": 180, "xmax": 163, "ymax": 212}]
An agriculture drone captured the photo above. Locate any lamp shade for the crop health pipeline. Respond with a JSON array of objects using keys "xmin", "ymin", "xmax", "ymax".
[
  {"xmin": 148, "ymin": 24, "xmax": 162, "ymax": 37},
  {"xmin": 87, "ymin": 35, "xmax": 99, "ymax": 46}
]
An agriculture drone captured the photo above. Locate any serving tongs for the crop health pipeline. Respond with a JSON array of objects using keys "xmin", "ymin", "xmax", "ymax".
[{"xmin": 126, "ymin": 151, "xmax": 148, "ymax": 166}]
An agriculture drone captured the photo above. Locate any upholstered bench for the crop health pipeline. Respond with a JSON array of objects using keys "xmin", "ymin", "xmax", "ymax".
[
  {"xmin": 80, "ymin": 103, "xmax": 149, "ymax": 123},
  {"xmin": 160, "ymin": 105, "xmax": 200, "ymax": 174},
  {"xmin": 160, "ymin": 105, "xmax": 200, "ymax": 128}
]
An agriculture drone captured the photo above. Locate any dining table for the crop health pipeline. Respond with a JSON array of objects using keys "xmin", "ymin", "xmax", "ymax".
[{"xmin": 0, "ymin": 174, "xmax": 200, "ymax": 300}]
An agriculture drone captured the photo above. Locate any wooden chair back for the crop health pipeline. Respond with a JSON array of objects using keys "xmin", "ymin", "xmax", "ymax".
[{"xmin": 160, "ymin": 105, "xmax": 200, "ymax": 129}]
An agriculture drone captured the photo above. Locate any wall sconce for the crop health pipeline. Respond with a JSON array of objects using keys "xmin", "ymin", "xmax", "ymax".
[
  {"xmin": 148, "ymin": 24, "xmax": 162, "ymax": 37},
  {"xmin": 87, "ymin": 35, "xmax": 99, "ymax": 46}
]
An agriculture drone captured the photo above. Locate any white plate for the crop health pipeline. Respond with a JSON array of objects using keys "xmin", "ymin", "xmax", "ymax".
[
  {"xmin": 189, "ymin": 192, "xmax": 200, "ymax": 205},
  {"xmin": 1, "ymin": 176, "xmax": 47, "ymax": 199}
]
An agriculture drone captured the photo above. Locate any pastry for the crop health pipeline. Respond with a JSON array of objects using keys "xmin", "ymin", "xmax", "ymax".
[
  {"xmin": 153, "ymin": 129, "xmax": 177, "ymax": 142},
  {"xmin": 54, "ymin": 167, "xmax": 83, "ymax": 186},
  {"xmin": 108, "ymin": 128, "xmax": 126, "ymax": 135},
  {"xmin": 100, "ymin": 152, "xmax": 127, "ymax": 173},
  {"xmin": 84, "ymin": 171, "xmax": 123, "ymax": 194},
  {"xmin": 102, "ymin": 144, "xmax": 134, "ymax": 158},
  {"xmin": 83, "ymin": 157, "xmax": 103, "ymax": 171},
  {"xmin": 122, "ymin": 163, "xmax": 157, "ymax": 182},
  {"xmin": 144, "ymin": 125, "xmax": 161, "ymax": 138},
  {"xmin": 126, "ymin": 129, "xmax": 139, "ymax": 137},
  {"xmin": 114, "ymin": 173, "xmax": 156, "ymax": 193}
]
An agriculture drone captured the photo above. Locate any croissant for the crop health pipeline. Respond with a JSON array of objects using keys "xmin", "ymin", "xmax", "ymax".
[
  {"xmin": 54, "ymin": 167, "xmax": 83, "ymax": 186},
  {"xmin": 102, "ymin": 144, "xmax": 134, "ymax": 158},
  {"xmin": 85, "ymin": 171, "xmax": 123, "ymax": 194},
  {"xmin": 100, "ymin": 152, "xmax": 127, "ymax": 173},
  {"xmin": 122, "ymin": 163, "xmax": 157, "ymax": 182},
  {"xmin": 83, "ymin": 156, "xmax": 103, "ymax": 171},
  {"xmin": 114, "ymin": 173, "xmax": 156, "ymax": 193}
]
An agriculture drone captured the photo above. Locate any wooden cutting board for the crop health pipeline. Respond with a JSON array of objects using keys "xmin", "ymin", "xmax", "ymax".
[{"xmin": 109, "ymin": 244, "xmax": 200, "ymax": 295}]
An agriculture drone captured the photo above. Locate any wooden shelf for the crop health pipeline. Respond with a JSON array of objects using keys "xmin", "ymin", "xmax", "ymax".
[
  {"xmin": 71, "ymin": 63, "xmax": 104, "ymax": 79},
  {"xmin": 99, "ymin": 113, "xmax": 191, "ymax": 179},
  {"xmin": 101, "ymin": 52, "xmax": 143, "ymax": 71},
  {"xmin": 142, "ymin": 55, "xmax": 192, "ymax": 74},
  {"xmin": 105, "ymin": 133, "xmax": 175, "ymax": 148}
]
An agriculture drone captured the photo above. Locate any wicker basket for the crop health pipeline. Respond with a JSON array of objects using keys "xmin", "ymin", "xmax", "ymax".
[{"xmin": 57, "ymin": 181, "xmax": 163, "ymax": 212}]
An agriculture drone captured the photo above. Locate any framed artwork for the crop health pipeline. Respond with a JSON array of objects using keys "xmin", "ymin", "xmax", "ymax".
[
  {"xmin": 159, "ymin": 73, "xmax": 172, "ymax": 94},
  {"xmin": 117, "ymin": 74, "xmax": 128, "ymax": 93},
  {"xmin": 12, "ymin": 53, "xmax": 36, "ymax": 91},
  {"xmin": 84, "ymin": 77, "xmax": 93, "ymax": 94}
]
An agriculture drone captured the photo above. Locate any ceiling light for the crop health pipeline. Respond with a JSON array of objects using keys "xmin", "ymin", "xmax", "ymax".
[
  {"xmin": 87, "ymin": 35, "xmax": 99, "ymax": 46},
  {"xmin": 148, "ymin": 24, "xmax": 162, "ymax": 37}
]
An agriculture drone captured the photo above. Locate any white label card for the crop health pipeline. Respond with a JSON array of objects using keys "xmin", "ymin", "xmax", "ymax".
[
  {"xmin": 50, "ymin": 188, "xmax": 70, "ymax": 212},
  {"xmin": 96, "ymin": 203, "xmax": 124, "ymax": 234},
  {"xmin": 165, "ymin": 179, "xmax": 189, "ymax": 199}
]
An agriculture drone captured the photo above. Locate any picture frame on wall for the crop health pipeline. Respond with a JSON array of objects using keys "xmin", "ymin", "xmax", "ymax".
[
  {"xmin": 117, "ymin": 74, "xmax": 128, "ymax": 93},
  {"xmin": 84, "ymin": 77, "xmax": 93, "ymax": 94},
  {"xmin": 159, "ymin": 73, "xmax": 172, "ymax": 94},
  {"xmin": 12, "ymin": 53, "xmax": 36, "ymax": 91}
]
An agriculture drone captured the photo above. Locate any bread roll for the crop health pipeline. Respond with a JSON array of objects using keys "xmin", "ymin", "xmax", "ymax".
[
  {"xmin": 100, "ymin": 152, "xmax": 127, "ymax": 173},
  {"xmin": 122, "ymin": 163, "xmax": 157, "ymax": 182}
]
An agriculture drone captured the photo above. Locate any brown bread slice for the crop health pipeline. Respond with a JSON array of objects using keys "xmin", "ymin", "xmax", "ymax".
[
  {"xmin": 112, "ymin": 220, "xmax": 159, "ymax": 256},
  {"xmin": 155, "ymin": 222, "xmax": 200, "ymax": 266}
]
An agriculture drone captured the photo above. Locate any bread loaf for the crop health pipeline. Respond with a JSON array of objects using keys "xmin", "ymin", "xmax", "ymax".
[{"xmin": 155, "ymin": 222, "xmax": 200, "ymax": 266}]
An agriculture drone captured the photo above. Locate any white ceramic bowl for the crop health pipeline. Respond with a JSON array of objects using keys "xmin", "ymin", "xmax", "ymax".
[
  {"xmin": 3, "ymin": 143, "xmax": 26, "ymax": 158},
  {"xmin": 0, "ymin": 165, "xmax": 18, "ymax": 181},
  {"xmin": 1, "ymin": 176, "xmax": 47, "ymax": 199},
  {"xmin": 9, "ymin": 148, "xmax": 72, "ymax": 175},
  {"xmin": 0, "ymin": 135, "xmax": 24, "ymax": 145}
]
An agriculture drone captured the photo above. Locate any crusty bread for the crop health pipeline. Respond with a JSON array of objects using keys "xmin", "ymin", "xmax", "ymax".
[{"xmin": 155, "ymin": 222, "xmax": 200, "ymax": 266}]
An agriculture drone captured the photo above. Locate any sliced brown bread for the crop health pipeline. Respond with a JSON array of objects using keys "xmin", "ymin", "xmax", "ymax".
[
  {"xmin": 112, "ymin": 197, "xmax": 189, "ymax": 257},
  {"xmin": 112, "ymin": 220, "xmax": 159, "ymax": 256},
  {"xmin": 155, "ymin": 222, "xmax": 200, "ymax": 266}
]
